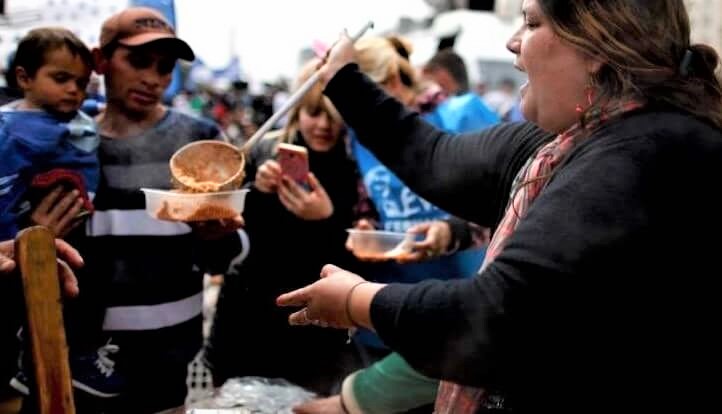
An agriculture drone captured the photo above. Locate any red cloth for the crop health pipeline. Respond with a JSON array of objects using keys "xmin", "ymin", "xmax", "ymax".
[{"xmin": 30, "ymin": 168, "xmax": 94, "ymax": 213}]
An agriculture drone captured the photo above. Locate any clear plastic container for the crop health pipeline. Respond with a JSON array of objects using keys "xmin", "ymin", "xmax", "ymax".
[
  {"xmin": 346, "ymin": 229, "xmax": 416, "ymax": 260},
  {"xmin": 141, "ymin": 188, "xmax": 249, "ymax": 222}
]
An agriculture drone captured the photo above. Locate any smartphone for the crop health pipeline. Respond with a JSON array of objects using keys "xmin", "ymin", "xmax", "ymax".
[{"xmin": 276, "ymin": 143, "xmax": 309, "ymax": 184}]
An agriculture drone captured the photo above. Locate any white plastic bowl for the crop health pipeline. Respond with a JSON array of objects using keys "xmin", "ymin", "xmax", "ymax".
[
  {"xmin": 346, "ymin": 229, "xmax": 416, "ymax": 260},
  {"xmin": 141, "ymin": 188, "xmax": 249, "ymax": 222}
]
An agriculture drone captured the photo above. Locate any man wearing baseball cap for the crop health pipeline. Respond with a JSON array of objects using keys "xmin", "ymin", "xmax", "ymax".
[
  {"xmin": 60, "ymin": 6, "xmax": 246, "ymax": 413},
  {"xmin": 98, "ymin": 6, "xmax": 195, "ymax": 61}
]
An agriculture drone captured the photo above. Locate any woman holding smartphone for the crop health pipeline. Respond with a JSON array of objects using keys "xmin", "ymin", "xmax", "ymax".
[{"xmin": 204, "ymin": 58, "xmax": 376, "ymax": 396}]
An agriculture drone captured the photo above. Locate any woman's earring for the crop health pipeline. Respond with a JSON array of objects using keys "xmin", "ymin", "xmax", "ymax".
[
  {"xmin": 586, "ymin": 85, "xmax": 595, "ymax": 106},
  {"xmin": 575, "ymin": 82, "xmax": 596, "ymax": 115}
]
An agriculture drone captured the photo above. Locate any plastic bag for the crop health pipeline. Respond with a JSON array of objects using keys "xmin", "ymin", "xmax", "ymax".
[{"xmin": 186, "ymin": 377, "xmax": 316, "ymax": 414}]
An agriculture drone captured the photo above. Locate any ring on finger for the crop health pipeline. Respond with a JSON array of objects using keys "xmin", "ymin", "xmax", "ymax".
[
  {"xmin": 312, "ymin": 319, "xmax": 329, "ymax": 328},
  {"xmin": 302, "ymin": 308, "xmax": 313, "ymax": 324}
]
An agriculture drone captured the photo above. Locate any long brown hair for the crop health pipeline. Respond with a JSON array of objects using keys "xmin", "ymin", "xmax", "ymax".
[{"xmin": 539, "ymin": 0, "xmax": 722, "ymax": 128}]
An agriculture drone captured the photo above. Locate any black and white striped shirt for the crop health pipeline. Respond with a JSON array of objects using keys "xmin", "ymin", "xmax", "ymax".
[{"xmin": 75, "ymin": 109, "xmax": 242, "ymax": 407}]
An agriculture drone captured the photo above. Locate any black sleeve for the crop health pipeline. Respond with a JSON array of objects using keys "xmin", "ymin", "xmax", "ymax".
[
  {"xmin": 325, "ymin": 64, "xmax": 553, "ymax": 227},
  {"xmin": 197, "ymin": 231, "xmax": 244, "ymax": 275},
  {"xmin": 445, "ymin": 216, "xmax": 486, "ymax": 252},
  {"xmin": 369, "ymin": 137, "xmax": 653, "ymax": 387}
]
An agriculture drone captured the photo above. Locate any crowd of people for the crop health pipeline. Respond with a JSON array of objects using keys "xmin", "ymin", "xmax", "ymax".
[{"xmin": 1, "ymin": 0, "xmax": 721, "ymax": 413}]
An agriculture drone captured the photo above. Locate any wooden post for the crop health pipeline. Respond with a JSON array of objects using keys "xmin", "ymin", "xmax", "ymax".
[{"xmin": 16, "ymin": 226, "xmax": 75, "ymax": 414}]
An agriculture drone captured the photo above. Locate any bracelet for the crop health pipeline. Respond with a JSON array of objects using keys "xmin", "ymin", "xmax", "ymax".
[{"xmin": 344, "ymin": 281, "xmax": 369, "ymax": 327}]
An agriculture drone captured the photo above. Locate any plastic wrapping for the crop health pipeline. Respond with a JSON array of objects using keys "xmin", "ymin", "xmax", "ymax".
[{"xmin": 186, "ymin": 377, "xmax": 316, "ymax": 414}]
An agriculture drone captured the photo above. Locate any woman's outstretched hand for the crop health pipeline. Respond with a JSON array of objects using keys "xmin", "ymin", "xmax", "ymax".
[{"xmin": 276, "ymin": 264, "xmax": 384, "ymax": 330}]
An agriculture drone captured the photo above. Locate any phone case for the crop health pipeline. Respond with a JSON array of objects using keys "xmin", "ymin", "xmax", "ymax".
[{"xmin": 277, "ymin": 143, "xmax": 309, "ymax": 184}]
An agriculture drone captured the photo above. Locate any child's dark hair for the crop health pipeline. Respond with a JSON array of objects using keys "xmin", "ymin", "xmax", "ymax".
[{"xmin": 14, "ymin": 27, "xmax": 93, "ymax": 78}]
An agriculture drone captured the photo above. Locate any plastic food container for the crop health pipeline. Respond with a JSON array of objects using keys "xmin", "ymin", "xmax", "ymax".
[
  {"xmin": 346, "ymin": 229, "xmax": 416, "ymax": 260},
  {"xmin": 141, "ymin": 188, "xmax": 249, "ymax": 222}
]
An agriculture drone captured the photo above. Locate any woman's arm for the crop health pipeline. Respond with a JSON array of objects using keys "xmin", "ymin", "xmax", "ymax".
[
  {"xmin": 325, "ymin": 64, "xmax": 552, "ymax": 227},
  {"xmin": 367, "ymin": 140, "xmax": 652, "ymax": 387}
]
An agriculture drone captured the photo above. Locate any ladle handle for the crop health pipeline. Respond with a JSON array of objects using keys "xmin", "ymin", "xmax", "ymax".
[{"xmin": 240, "ymin": 21, "xmax": 374, "ymax": 153}]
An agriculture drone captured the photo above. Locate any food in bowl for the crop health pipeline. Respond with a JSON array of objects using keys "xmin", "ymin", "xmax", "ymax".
[
  {"xmin": 155, "ymin": 200, "xmax": 238, "ymax": 221},
  {"xmin": 169, "ymin": 140, "xmax": 245, "ymax": 192},
  {"xmin": 142, "ymin": 188, "xmax": 249, "ymax": 222}
]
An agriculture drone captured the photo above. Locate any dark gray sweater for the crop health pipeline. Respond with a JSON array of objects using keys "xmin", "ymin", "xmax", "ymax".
[{"xmin": 326, "ymin": 64, "xmax": 722, "ymax": 412}]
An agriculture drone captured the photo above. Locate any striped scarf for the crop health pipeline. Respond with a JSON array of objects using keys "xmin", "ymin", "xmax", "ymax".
[{"xmin": 435, "ymin": 101, "xmax": 644, "ymax": 413}]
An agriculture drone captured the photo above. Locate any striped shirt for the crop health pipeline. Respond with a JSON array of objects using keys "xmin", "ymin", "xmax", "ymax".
[{"xmin": 76, "ymin": 109, "xmax": 242, "ymax": 411}]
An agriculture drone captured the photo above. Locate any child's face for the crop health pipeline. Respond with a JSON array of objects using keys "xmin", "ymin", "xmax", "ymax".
[{"xmin": 18, "ymin": 46, "xmax": 91, "ymax": 115}]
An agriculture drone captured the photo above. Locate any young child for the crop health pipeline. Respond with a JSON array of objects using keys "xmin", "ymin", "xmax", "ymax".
[
  {"xmin": 0, "ymin": 27, "xmax": 98, "ymax": 239},
  {"xmin": 0, "ymin": 27, "xmax": 123, "ymax": 399}
]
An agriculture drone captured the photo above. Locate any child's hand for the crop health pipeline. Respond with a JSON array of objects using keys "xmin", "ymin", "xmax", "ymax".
[{"xmin": 30, "ymin": 186, "xmax": 85, "ymax": 237}]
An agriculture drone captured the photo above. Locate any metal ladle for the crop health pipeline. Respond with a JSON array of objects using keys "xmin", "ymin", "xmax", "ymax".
[{"xmin": 169, "ymin": 21, "xmax": 375, "ymax": 193}]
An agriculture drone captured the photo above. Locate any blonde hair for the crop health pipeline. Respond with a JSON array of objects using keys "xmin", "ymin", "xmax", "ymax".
[
  {"xmin": 355, "ymin": 35, "xmax": 419, "ymax": 92},
  {"xmin": 278, "ymin": 58, "xmax": 343, "ymax": 143}
]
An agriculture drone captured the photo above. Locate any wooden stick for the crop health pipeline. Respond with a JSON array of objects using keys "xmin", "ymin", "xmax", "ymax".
[{"xmin": 16, "ymin": 226, "xmax": 75, "ymax": 414}]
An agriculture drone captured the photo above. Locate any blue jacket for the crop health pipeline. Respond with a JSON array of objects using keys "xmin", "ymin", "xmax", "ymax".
[{"xmin": 0, "ymin": 108, "xmax": 99, "ymax": 239}]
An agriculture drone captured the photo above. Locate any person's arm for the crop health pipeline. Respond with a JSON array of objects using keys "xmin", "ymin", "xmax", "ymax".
[
  {"xmin": 325, "ymin": 64, "xmax": 552, "ymax": 227},
  {"xmin": 291, "ymin": 352, "xmax": 437, "ymax": 414},
  {"xmin": 398, "ymin": 218, "xmax": 485, "ymax": 263},
  {"xmin": 368, "ymin": 139, "xmax": 652, "ymax": 387},
  {"xmin": 0, "ymin": 238, "xmax": 82, "ymax": 297},
  {"xmin": 445, "ymin": 217, "xmax": 489, "ymax": 253},
  {"xmin": 352, "ymin": 175, "xmax": 379, "ymax": 226},
  {"xmin": 343, "ymin": 352, "xmax": 438, "ymax": 414},
  {"xmin": 0, "ymin": 242, "xmax": 15, "ymax": 274},
  {"xmin": 195, "ymin": 229, "xmax": 246, "ymax": 275}
]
